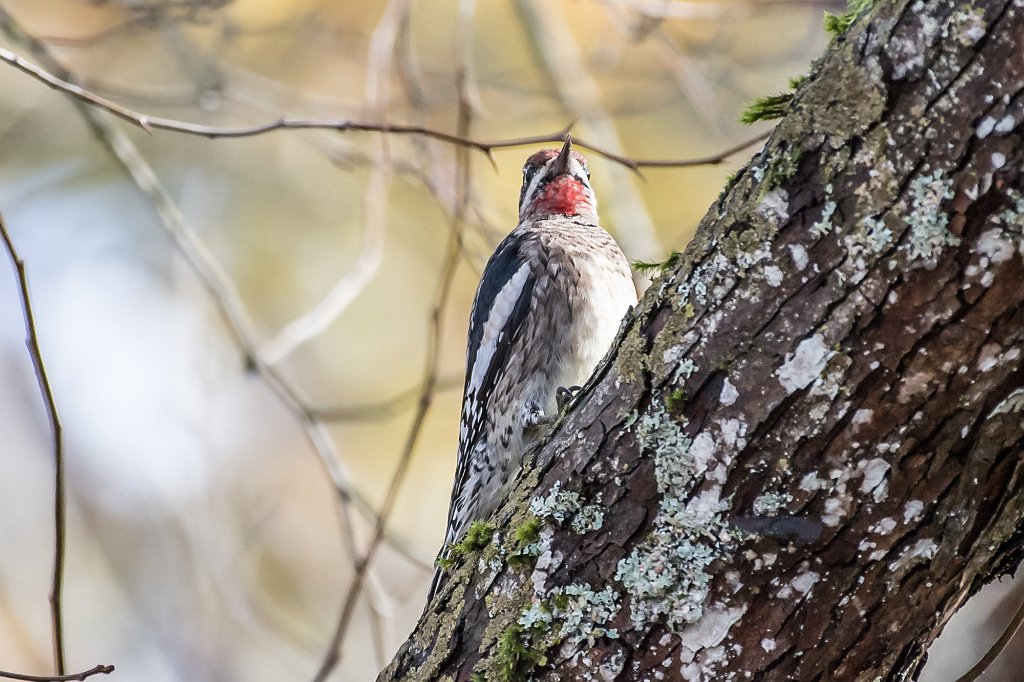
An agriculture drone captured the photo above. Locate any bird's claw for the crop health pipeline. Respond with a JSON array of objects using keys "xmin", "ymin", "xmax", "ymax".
[
  {"xmin": 523, "ymin": 404, "xmax": 555, "ymax": 429},
  {"xmin": 556, "ymin": 385, "xmax": 583, "ymax": 413}
]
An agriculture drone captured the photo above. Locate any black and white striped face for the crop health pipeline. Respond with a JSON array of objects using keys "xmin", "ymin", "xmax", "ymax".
[{"xmin": 518, "ymin": 139, "xmax": 596, "ymax": 221}]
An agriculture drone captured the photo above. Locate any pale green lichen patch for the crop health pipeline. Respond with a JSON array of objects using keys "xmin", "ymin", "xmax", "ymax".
[
  {"xmin": 638, "ymin": 402, "xmax": 696, "ymax": 495},
  {"xmin": 990, "ymin": 388, "xmax": 1024, "ymax": 417},
  {"xmin": 530, "ymin": 482, "xmax": 582, "ymax": 523},
  {"xmin": 662, "ymin": 348, "xmax": 699, "ymax": 385},
  {"xmin": 481, "ymin": 583, "xmax": 621, "ymax": 680},
  {"xmin": 811, "ymin": 194, "xmax": 838, "ymax": 237},
  {"xmin": 752, "ymin": 491, "xmax": 794, "ymax": 516},
  {"xmin": 996, "ymin": 188, "xmax": 1024, "ymax": 228},
  {"xmin": 616, "ymin": 399, "xmax": 746, "ymax": 632},
  {"xmin": 570, "ymin": 505, "xmax": 605, "ymax": 534},
  {"xmin": 860, "ymin": 217, "xmax": 894, "ymax": 253},
  {"xmin": 519, "ymin": 583, "xmax": 620, "ymax": 648},
  {"xmin": 528, "ymin": 482, "xmax": 605, "ymax": 534},
  {"xmin": 833, "ymin": 214, "xmax": 895, "ymax": 285},
  {"xmin": 903, "ymin": 170, "xmax": 958, "ymax": 262},
  {"xmin": 615, "ymin": 522, "xmax": 718, "ymax": 630}
]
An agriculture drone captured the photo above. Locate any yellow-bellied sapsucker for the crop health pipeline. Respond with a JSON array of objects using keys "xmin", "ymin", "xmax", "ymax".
[{"xmin": 430, "ymin": 137, "xmax": 637, "ymax": 599}]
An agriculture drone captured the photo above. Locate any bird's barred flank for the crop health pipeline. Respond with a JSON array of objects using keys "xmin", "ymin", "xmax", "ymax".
[{"xmin": 429, "ymin": 137, "xmax": 637, "ymax": 601}]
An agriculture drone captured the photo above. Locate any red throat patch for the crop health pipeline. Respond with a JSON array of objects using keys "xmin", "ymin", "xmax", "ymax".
[{"xmin": 532, "ymin": 176, "xmax": 592, "ymax": 216}]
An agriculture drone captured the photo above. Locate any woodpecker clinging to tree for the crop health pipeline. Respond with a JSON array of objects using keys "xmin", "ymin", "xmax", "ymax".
[{"xmin": 429, "ymin": 136, "xmax": 637, "ymax": 600}]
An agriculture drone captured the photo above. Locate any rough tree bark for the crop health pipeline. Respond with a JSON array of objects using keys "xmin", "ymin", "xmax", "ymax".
[{"xmin": 381, "ymin": 1, "xmax": 1024, "ymax": 679}]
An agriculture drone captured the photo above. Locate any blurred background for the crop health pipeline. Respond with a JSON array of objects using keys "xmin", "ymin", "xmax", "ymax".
[{"xmin": 0, "ymin": 1, "xmax": 1018, "ymax": 680}]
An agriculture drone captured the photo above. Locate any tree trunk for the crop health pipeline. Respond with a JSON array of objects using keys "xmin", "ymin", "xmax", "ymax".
[{"xmin": 381, "ymin": 0, "xmax": 1024, "ymax": 679}]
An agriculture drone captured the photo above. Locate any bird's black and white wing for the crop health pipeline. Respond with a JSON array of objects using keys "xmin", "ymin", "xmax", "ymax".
[
  {"xmin": 444, "ymin": 231, "xmax": 537, "ymax": 543},
  {"xmin": 428, "ymin": 233, "xmax": 537, "ymax": 601}
]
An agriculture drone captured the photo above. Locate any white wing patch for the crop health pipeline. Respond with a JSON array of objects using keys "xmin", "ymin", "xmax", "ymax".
[{"xmin": 467, "ymin": 262, "xmax": 531, "ymax": 395}]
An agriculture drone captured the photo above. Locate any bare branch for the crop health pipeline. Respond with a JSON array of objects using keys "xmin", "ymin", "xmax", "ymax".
[
  {"xmin": 0, "ymin": 213, "xmax": 67, "ymax": 675},
  {"xmin": 955, "ymin": 596, "xmax": 1024, "ymax": 682},
  {"xmin": 334, "ymin": 1, "xmax": 405, "ymax": 668},
  {"xmin": 257, "ymin": 3, "xmax": 397, "ymax": 365},
  {"xmin": 256, "ymin": 185, "xmax": 387, "ymax": 363},
  {"xmin": 606, "ymin": 0, "xmax": 732, "ymax": 20},
  {"xmin": 312, "ymin": 375, "xmax": 462, "ymax": 422},
  {"xmin": 0, "ymin": 44, "xmax": 768, "ymax": 171},
  {"xmin": 0, "ymin": 665, "xmax": 115, "ymax": 682}
]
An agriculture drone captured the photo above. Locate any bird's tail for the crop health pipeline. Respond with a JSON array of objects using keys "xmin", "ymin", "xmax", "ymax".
[
  {"xmin": 424, "ymin": 540, "xmax": 454, "ymax": 607},
  {"xmin": 426, "ymin": 564, "xmax": 447, "ymax": 605}
]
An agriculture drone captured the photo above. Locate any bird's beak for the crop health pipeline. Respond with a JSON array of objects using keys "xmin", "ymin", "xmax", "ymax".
[{"xmin": 550, "ymin": 135, "xmax": 573, "ymax": 176}]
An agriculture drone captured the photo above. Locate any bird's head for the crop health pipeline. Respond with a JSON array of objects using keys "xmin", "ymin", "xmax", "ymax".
[{"xmin": 518, "ymin": 136, "xmax": 597, "ymax": 222}]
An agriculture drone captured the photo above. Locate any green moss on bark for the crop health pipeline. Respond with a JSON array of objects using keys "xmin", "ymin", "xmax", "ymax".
[
  {"xmin": 824, "ymin": 0, "xmax": 878, "ymax": 36},
  {"xmin": 740, "ymin": 92, "xmax": 793, "ymax": 124}
]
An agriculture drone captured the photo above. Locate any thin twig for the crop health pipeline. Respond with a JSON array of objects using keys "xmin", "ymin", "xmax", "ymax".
[
  {"xmin": 0, "ymin": 665, "xmax": 115, "ymax": 682},
  {"xmin": 0, "ymin": 44, "xmax": 768, "ymax": 171},
  {"xmin": 312, "ymin": 374, "xmax": 461, "ymax": 422},
  {"xmin": 256, "ymin": 0, "xmax": 396, "ymax": 366},
  {"xmin": 342, "ymin": 0, "xmax": 405, "ymax": 668},
  {"xmin": 312, "ymin": 149, "xmax": 468, "ymax": 682},
  {"xmin": 0, "ymin": 214, "xmax": 66, "ymax": 675},
  {"xmin": 603, "ymin": 1, "xmax": 727, "ymax": 135},
  {"xmin": 612, "ymin": 0, "xmax": 843, "ymax": 20},
  {"xmin": 256, "ymin": 192, "xmax": 386, "ymax": 363},
  {"xmin": 955, "ymin": 594, "xmax": 1024, "ymax": 682}
]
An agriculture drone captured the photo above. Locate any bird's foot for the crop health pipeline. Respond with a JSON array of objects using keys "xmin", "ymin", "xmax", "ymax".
[
  {"xmin": 522, "ymin": 401, "xmax": 555, "ymax": 429},
  {"xmin": 556, "ymin": 385, "xmax": 583, "ymax": 413}
]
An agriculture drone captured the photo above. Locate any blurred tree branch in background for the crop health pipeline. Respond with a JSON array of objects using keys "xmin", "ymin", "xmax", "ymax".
[
  {"xmin": 0, "ymin": 213, "xmax": 64, "ymax": 678},
  {"xmin": 0, "ymin": 43, "xmax": 771, "ymax": 171},
  {"xmin": 0, "ymin": 663, "xmax": 114, "ymax": 682}
]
